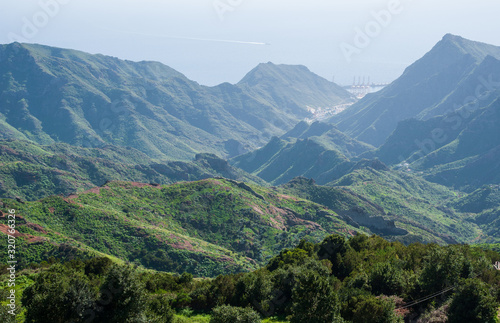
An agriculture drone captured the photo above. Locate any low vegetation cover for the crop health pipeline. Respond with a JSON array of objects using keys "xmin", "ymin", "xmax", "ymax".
[
  {"xmin": 2, "ymin": 234, "xmax": 500, "ymax": 322},
  {"xmin": 0, "ymin": 178, "xmax": 363, "ymax": 277}
]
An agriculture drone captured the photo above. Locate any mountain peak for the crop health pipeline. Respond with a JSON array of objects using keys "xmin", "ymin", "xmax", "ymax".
[
  {"xmin": 441, "ymin": 33, "xmax": 464, "ymax": 42},
  {"xmin": 331, "ymin": 35, "xmax": 500, "ymax": 147},
  {"xmin": 435, "ymin": 34, "xmax": 500, "ymax": 62},
  {"xmin": 238, "ymin": 62, "xmax": 311, "ymax": 86},
  {"xmin": 236, "ymin": 62, "xmax": 354, "ymax": 118}
]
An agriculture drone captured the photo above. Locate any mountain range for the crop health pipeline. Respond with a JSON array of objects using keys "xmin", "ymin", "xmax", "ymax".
[
  {"xmin": 235, "ymin": 34, "xmax": 500, "ymax": 193},
  {"xmin": 1, "ymin": 34, "xmax": 500, "ymax": 280},
  {"xmin": 0, "ymin": 43, "xmax": 354, "ymax": 160}
]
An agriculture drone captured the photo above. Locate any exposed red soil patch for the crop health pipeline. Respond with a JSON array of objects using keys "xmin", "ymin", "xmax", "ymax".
[
  {"xmin": 62, "ymin": 198, "xmax": 84, "ymax": 207},
  {"xmin": 153, "ymin": 233, "xmax": 200, "ymax": 253},
  {"xmin": 277, "ymin": 194, "xmax": 299, "ymax": 201},
  {"xmin": 25, "ymin": 235, "xmax": 46, "ymax": 243},
  {"xmin": 0, "ymin": 224, "xmax": 20, "ymax": 237},
  {"xmin": 67, "ymin": 186, "xmax": 110, "ymax": 199},
  {"xmin": 252, "ymin": 205, "xmax": 264, "ymax": 215},
  {"xmin": 245, "ymin": 257, "xmax": 258, "ymax": 265},
  {"xmin": 0, "ymin": 146, "xmax": 19, "ymax": 156},
  {"xmin": 268, "ymin": 205, "xmax": 287, "ymax": 216},
  {"xmin": 169, "ymin": 239, "xmax": 195, "ymax": 252},
  {"xmin": 249, "ymin": 203, "xmax": 322, "ymax": 231},
  {"xmin": 280, "ymin": 208, "xmax": 323, "ymax": 230},
  {"xmin": 268, "ymin": 216, "xmax": 286, "ymax": 231},
  {"xmin": 0, "ymin": 224, "xmax": 47, "ymax": 243},
  {"xmin": 154, "ymin": 233, "xmax": 237, "ymax": 264}
]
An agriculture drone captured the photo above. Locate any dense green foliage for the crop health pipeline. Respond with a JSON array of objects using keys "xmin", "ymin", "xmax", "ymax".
[
  {"xmin": 22, "ymin": 264, "xmax": 97, "ymax": 322},
  {"xmin": 448, "ymin": 278, "xmax": 498, "ymax": 323},
  {"xmin": 5, "ymin": 234, "xmax": 500, "ymax": 322},
  {"xmin": 0, "ymin": 139, "xmax": 266, "ymax": 201},
  {"xmin": 19, "ymin": 259, "xmax": 176, "ymax": 322},
  {"xmin": 210, "ymin": 305, "xmax": 261, "ymax": 323},
  {"xmin": 2, "ymin": 170, "xmax": 500, "ymax": 282}
]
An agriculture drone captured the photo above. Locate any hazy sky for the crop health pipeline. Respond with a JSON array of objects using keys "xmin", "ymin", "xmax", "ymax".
[{"xmin": 1, "ymin": 0, "xmax": 499, "ymax": 86}]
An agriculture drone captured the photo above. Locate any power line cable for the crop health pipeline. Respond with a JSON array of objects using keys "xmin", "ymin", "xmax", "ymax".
[
  {"xmin": 396, "ymin": 272, "xmax": 482, "ymax": 309},
  {"xmin": 396, "ymin": 286, "xmax": 455, "ymax": 309}
]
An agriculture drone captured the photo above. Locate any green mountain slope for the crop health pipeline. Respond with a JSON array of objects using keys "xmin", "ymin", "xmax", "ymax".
[
  {"xmin": 0, "ymin": 178, "xmax": 367, "ymax": 276},
  {"xmin": 330, "ymin": 34, "xmax": 500, "ymax": 146},
  {"xmin": 0, "ymin": 139, "xmax": 266, "ymax": 201},
  {"xmin": 328, "ymin": 167, "xmax": 482, "ymax": 244},
  {"xmin": 373, "ymin": 97, "xmax": 500, "ymax": 191},
  {"xmin": 231, "ymin": 121, "xmax": 374, "ymax": 185},
  {"xmin": 0, "ymin": 173, "xmax": 496, "ymax": 279},
  {"xmin": 232, "ymin": 136, "xmax": 352, "ymax": 185},
  {"xmin": 449, "ymin": 185, "xmax": 500, "ymax": 214},
  {"xmin": 281, "ymin": 177, "xmax": 408, "ymax": 236},
  {"xmin": 238, "ymin": 62, "xmax": 355, "ymax": 118},
  {"xmin": 281, "ymin": 121, "xmax": 374, "ymax": 158},
  {"xmin": 0, "ymin": 43, "xmax": 353, "ymax": 160},
  {"xmin": 415, "ymin": 99, "xmax": 500, "ymax": 190},
  {"xmin": 447, "ymin": 185, "xmax": 500, "ymax": 243}
]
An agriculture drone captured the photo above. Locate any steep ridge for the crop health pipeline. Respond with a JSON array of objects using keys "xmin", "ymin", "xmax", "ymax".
[
  {"xmin": 281, "ymin": 121, "xmax": 374, "ymax": 158},
  {"xmin": 231, "ymin": 121, "xmax": 373, "ymax": 185},
  {"xmin": 281, "ymin": 177, "xmax": 407, "ymax": 237},
  {"xmin": 330, "ymin": 34, "xmax": 500, "ymax": 146},
  {"xmin": 416, "ymin": 98, "xmax": 500, "ymax": 191},
  {"xmin": 373, "ymin": 97, "xmax": 500, "ymax": 191}
]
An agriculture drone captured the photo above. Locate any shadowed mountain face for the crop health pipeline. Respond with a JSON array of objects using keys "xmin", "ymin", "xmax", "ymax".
[
  {"xmin": 230, "ymin": 121, "xmax": 374, "ymax": 185},
  {"xmin": 0, "ymin": 43, "xmax": 353, "ymax": 160},
  {"xmin": 370, "ymin": 96, "xmax": 500, "ymax": 192},
  {"xmin": 330, "ymin": 34, "xmax": 500, "ymax": 147}
]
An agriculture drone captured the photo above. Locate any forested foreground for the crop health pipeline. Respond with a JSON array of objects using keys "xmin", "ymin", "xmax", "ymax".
[{"xmin": 2, "ymin": 234, "xmax": 500, "ymax": 322}]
